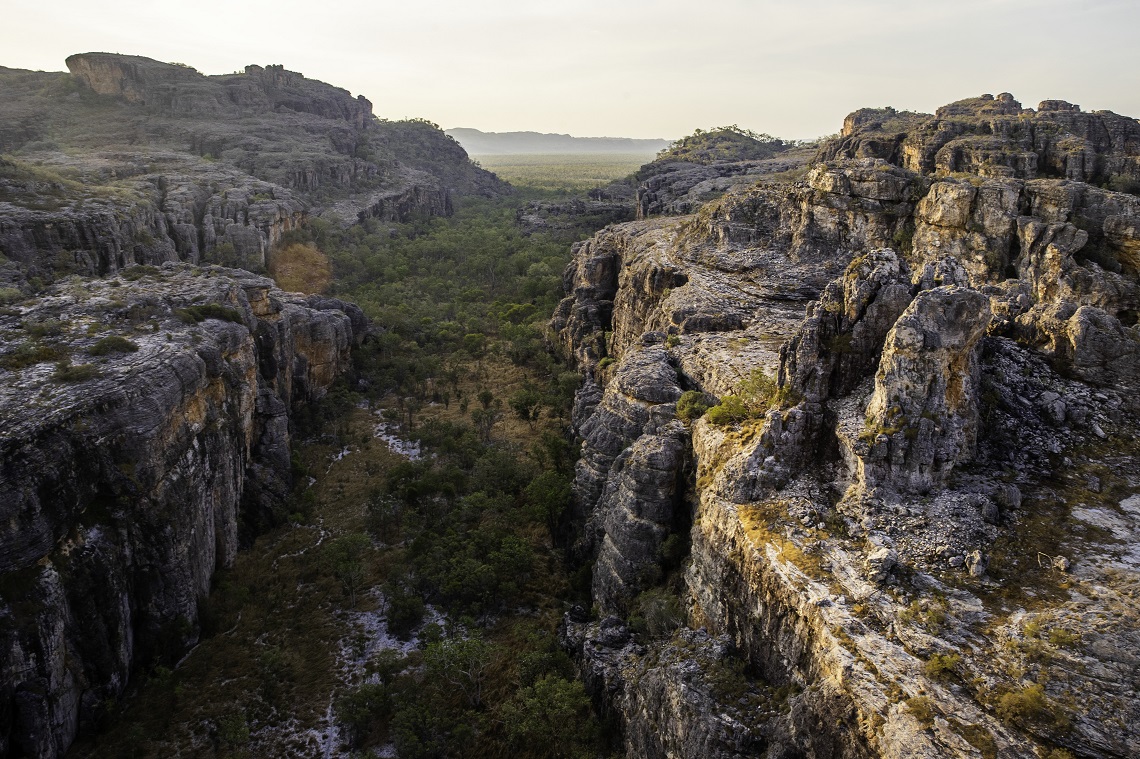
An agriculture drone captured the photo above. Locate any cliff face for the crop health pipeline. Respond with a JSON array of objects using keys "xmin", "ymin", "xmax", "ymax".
[
  {"xmin": 556, "ymin": 95, "xmax": 1140, "ymax": 759},
  {"xmin": 0, "ymin": 156, "xmax": 307, "ymax": 280},
  {"xmin": 0, "ymin": 264, "xmax": 363, "ymax": 758}
]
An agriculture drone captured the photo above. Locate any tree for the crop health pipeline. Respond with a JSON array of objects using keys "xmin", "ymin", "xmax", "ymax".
[
  {"xmin": 509, "ymin": 386, "xmax": 543, "ymax": 429},
  {"xmin": 525, "ymin": 471, "xmax": 572, "ymax": 539},
  {"xmin": 326, "ymin": 533, "xmax": 371, "ymax": 607},
  {"xmin": 471, "ymin": 406, "xmax": 503, "ymax": 444},
  {"xmin": 423, "ymin": 636, "xmax": 492, "ymax": 708},
  {"xmin": 498, "ymin": 675, "xmax": 598, "ymax": 758}
]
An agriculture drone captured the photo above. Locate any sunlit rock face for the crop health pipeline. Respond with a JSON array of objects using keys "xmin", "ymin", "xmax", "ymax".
[
  {"xmin": 556, "ymin": 95, "xmax": 1140, "ymax": 758},
  {"xmin": 0, "ymin": 264, "xmax": 363, "ymax": 758}
]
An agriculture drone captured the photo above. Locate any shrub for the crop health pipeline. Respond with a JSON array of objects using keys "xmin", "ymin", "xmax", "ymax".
[
  {"xmin": 51, "ymin": 361, "xmax": 100, "ymax": 383},
  {"xmin": 676, "ymin": 390, "xmax": 713, "ymax": 422},
  {"xmin": 88, "ymin": 335, "xmax": 139, "ymax": 356},
  {"xmin": 705, "ymin": 368, "xmax": 782, "ymax": 426},
  {"xmin": 597, "ymin": 357, "xmax": 615, "ymax": 370},
  {"xmin": 922, "ymin": 653, "xmax": 960, "ymax": 680},
  {"xmin": 23, "ymin": 319, "xmax": 64, "ymax": 338},
  {"xmin": 1, "ymin": 343, "xmax": 66, "ymax": 370},
  {"xmin": 121, "ymin": 265, "xmax": 161, "ymax": 281},
  {"xmin": 628, "ymin": 587, "xmax": 684, "ymax": 639},
  {"xmin": 997, "ymin": 683, "xmax": 1054, "ymax": 725},
  {"xmin": 905, "ymin": 695, "xmax": 935, "ymax": 726},
  {"xmin": 1047, "ymin": 628, "xmax": 1081, "ymax": 648}
]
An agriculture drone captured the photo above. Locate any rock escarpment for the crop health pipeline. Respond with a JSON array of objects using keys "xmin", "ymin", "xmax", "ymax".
[
  {"xmin": 0, "ymin": 264, "xmax": 363, "ymax": 758},
  {"xmin": 0, "ymin": 54, "xmax": 506, "ymax": 285},
  {"xmin": 556, "ymin": 95, "xmax": 1140, "ymax": 758}
]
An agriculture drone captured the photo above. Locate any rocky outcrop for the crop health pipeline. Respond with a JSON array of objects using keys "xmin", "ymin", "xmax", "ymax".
[
  {"xmin": 556, "ymin": 95, "xmax": 1140, "ymax": 759},
  {"xmin": 858, "ymin": 286, "xmax": 991, "ymax": 495},
  {"xmin": 0, "ymin": 156, "xmax": 306, "ymax": 280},
  {"xmin": 822, "ymin": 92, "xmax": 1140, "ymax": 188},
  {"xmin": 65, "ymin": 54, "xmax": 374, "ymax": 126},
  {"xmin": 0, "ymin": 264, "xmax": 363, "ymax": 758},
  {"xmin": 563, "ymin": 618, "xmax": 774, "ymax": 758}
]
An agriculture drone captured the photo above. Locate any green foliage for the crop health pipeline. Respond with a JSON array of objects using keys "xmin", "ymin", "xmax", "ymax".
[
  {"xmin": 1048, "ymin": 628, "xmax": 1081, "ymax": 648},
  {"xmin": 175, "ymin": 303, "xmax": 244, "ymax": 324},
  {"xmin": 423, "ymin": 636, "xmax": 492, "ymax": 708},
  {"xmin": 336, "ymin": 683, "xmax": 392, "ymax": 748},
  {"xmin": 471, "ymin": 153, "xmax": 648, "ymax": 193},
  {"xmin": 996, "ymin": 683, "xmax": 1057, "ymax": 726},
  {"xmin": 1, "ymin": 342, "xmax": 66, "ymax": 370},
  {"xmin": 905, "ymin": 695, "xmax": 936, "ymax": 726},
  {"xmin": 706, "ymin": 368, "xmax": 779, "ymax": 426},
  {"xmin": 524, "ymin": 470, "xmax": 572, "ymax": 539},
  {"xmin": 891, "ymin": 224, "xmax": 914, "ymax": 255},
  {"xmin": 121, "ymin": 265, "xmax": 162, "ymax": 281},
  {"xmin": 509, "ymin": 384, "xmax": 544, "ymax": 428},
  {"xmin": 499, "ymin": 675, "xmax": 598, "ymax": 758},
  {"xmin": 51, "ymin": 360, "xmax": 100, "ymax": 383},
  {"xmin": 23, "ymin": 318, "xmax": 64, "ymax": 338},
  {"xmin": 324, "ymin": 533, "xmax": 372, "ymax": 607},
  {"xmin": 88, "ymin": 335, "xmax": 139, "ymax": 356},
  {"xmin": 0, "ymin": 286, "xmax": 22, "ymax": 305},
  {"xmin": 676, "ymin": 390, "xmax": 713, "ymax": 422},
  {"xmin": 922, "ymin": 653, "xmax": 961, "ymax": 680},
  {"xmin": 215, "ymin": 711, "xmax": 250, "ymax": 746},
  {"xmin": 597, "ymin": 357, "xmax": 615, "ymax": 370},
  {"xmin": 628, "ymin": 587, "xmax": 684, "ymax": 639}
]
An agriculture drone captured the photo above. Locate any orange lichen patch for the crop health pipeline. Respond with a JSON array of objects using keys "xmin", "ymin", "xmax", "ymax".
[{"xmin": 269, "ymin": 243, "xmax": 331, "ymax": 294}]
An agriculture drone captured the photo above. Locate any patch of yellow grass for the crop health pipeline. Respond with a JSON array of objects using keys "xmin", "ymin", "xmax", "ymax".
[{"xmin": 269, "ymin": 242, "xmax": 331, "ymax": 294}]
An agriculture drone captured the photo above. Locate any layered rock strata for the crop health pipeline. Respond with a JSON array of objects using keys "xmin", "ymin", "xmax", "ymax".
[
  {"xmin": 556, "ymin": 96, "xmax": 1140, "ymax": 759},
  {"xmin": 0, "ymin": 264, "xmax": 363, "ymax": 758}
]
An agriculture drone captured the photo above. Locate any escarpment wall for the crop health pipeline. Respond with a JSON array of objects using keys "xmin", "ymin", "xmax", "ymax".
[
  {"xmin": 0, "ymin": 163, "xmax": 307, "ymax": 280},
  {"xmin": 555, "ymin": 108, "xmax": 1140, "ymax": 758},
  {"xmin": 0, "ymin": 265, "xmax": 363, "ymax": 758}
]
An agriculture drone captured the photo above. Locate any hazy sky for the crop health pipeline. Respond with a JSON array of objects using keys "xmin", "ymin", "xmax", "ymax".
[{"xmin": 5, "ymin": 0, "xmax": 1139, "ymax": 140}]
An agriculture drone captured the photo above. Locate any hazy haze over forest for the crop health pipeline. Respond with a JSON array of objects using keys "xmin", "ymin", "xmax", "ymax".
[{"xmin": 5, "ymin": 0, "xmax": 1140, "ymax": 140}]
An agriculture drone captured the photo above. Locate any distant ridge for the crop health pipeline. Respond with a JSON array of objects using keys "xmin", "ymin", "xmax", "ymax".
[{"xmin": 446, "ymin": 128, "xmax": 671, "ymax": 155}]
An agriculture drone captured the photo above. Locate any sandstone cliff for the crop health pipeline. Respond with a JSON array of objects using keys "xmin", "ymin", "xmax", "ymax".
[
  {"xmin": 0, "ymin": 54, "xmax": 506, "ymax": 285},
  {"xmin": 0, "ymin": 264, "xmax": 364, "ymax": 758},
  {"xmin": 555, "ymin": 95, "xmax": 1140, "ymax": 759}
]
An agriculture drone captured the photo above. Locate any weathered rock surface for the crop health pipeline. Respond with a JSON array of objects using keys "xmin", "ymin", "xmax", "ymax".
[
  {"xmin": 821, "ymin": 92, "xmax": 1140, "ymax": 188},
  {"xmin": 556, "ymin": 95, "xmax": 1140, "ymax": 758},
  {"xmin": 0, "ymin": 264, "xmax": 362, "ymax": 758}
]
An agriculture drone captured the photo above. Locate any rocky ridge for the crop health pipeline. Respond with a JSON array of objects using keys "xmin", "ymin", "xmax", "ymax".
[
  {"xmin": 0, "ymin": 264, "xmax": 364, "ymax": 758},
  {"xmin": 555, "ymin": 95, "xmax": 1140, "ymax": 758}
]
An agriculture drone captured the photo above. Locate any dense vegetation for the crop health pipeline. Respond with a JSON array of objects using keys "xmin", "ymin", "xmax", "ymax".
[{"xmin": 73, "ymin": 167, "xmax": 621, "ymax": 758}]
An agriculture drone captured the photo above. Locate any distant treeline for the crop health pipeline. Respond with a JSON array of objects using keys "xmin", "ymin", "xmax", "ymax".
[{"xmin": 447, "ymin": 128, "xmax": 670, "ymax": 155}]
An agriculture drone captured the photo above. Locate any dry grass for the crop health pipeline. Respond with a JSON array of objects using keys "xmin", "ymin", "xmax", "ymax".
[{"xmin": 269, "ymin": 242, "xmax": 331, "ymax": 294}]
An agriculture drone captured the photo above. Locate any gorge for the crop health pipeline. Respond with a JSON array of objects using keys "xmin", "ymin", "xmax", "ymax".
[{"xmin": 1, "ymin": 55, "xmax": 1138, "ymax": 759}]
